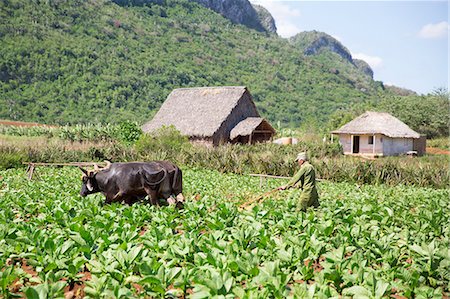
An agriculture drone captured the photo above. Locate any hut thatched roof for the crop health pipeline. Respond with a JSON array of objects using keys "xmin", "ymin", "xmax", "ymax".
[
  {"xmin": 230, "ymin": 117, "xmax": 275, "ymax": 140},
  {"xmin": 331, "ymin": 111, "xmax": 420, "ymax": 138},
  {"xmin": 142, "ymin": 86, "xmax": 258, "ymax": 137}
]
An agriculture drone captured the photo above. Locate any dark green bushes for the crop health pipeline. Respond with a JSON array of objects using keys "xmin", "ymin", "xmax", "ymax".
[
  {"xmin": 135, "ymin": 125, "xmax": 191, "ymax": 153},
  {"xmin": 0, "ymin": 0, "xmax": 381, "ymax": 128},
  {"xmin": 117, "ymin": 121, "xmax": 143, "ymax": 144},
  {"xmin": 0, "ymin": 122, "xmax": 142, "ymax": 143},
  {"xmin": 0, "ymin": 147, "xmax": 26, "ymax": 170}
]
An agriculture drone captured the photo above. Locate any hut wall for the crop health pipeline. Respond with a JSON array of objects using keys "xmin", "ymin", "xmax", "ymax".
[
  {"xmin": 338, "ymin": 134, "xmax": 352, "ymax": 154},
  {"xmin": 338, "ymin": 134, "xmax": 383, "ymax": 155},
  {"xmin": 215, "ymin": 91, "xmax": 260, "ymax": 143},
  {"xmin": 357, "ymin": 134, "xmax": 383, "ymax": 154},
  {"xmin": 382, "ymin": 137, "xmax": 414, "ymax": 156}
]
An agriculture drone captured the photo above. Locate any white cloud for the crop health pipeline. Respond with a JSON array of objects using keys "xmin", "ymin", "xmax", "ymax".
[
  {"xmin": 352, "ymin": 53, "xmax": 383, "ymax": 69},
  {"xmin": 418, "ymin": 21, "xmax": 449, "ymax": 39},
  {"xmin": 250, "ymin": 0, "xmax": 302, "ymax": 38},
  {"xmin": 250, "ymin": 0, "xmax": 301, "ymax": 17},
  {"xmin": 276, "ymin": 21, "xmax": 302, "ymax": 38}
]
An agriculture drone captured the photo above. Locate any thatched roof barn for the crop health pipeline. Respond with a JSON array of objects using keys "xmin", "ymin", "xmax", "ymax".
[
  {"xmin": 142, "ymin": 86, "xmax": 276, "ymax": 145},
  {"xmin": 230, "ymin": 117, "xmax": 275, "ymax": 144},
  {"xmin": 331, "ymin": 111, "xmax": 425, "ymax": 156}
]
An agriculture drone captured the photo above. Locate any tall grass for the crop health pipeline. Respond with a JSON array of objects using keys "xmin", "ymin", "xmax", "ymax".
[
  {"xmin": 0, "ymin": 127, "xmax": 448, "ymax": 188},
  {"xmin": 133, "ymin": 129, "xmax": 449, "ymax": 189},
  {"xmin": 427, "ymin": 137, "xmax": 450, "ymax": 150}
]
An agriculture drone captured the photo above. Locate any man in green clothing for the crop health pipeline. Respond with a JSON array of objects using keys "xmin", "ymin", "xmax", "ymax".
[{"xmin": 277, "ymin": 152, "xmax": 320, "ymax": 210}]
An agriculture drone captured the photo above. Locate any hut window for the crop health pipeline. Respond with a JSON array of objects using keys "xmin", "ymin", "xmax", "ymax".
[{"xmin": 368, "ymin": 136, "xmax": 374, "ymax": 145}]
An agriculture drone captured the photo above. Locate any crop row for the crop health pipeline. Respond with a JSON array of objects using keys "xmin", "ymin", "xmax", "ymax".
[{"xmin": 1, "ymin": 167, "xmax": 449, "ymax": 298}]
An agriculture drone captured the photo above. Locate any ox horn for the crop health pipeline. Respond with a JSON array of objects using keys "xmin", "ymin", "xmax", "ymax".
[
  {"xmin": 103, "ymin": 160, "xmax": 112, "ymax": 170},
  {"xmin": 94, "ymin": 164, "xmax": 100, "ymax": 172},
  {"xmin": 79, "ymin": 166, "xmax": 89, "ymax": 175}
]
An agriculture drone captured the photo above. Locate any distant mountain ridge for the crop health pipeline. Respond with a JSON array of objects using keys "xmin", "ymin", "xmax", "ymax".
[
  {"xmin": 112, "ymin": 0, "xmax": 277, "ymax": 33},
  {"xmin": 191, "ymin": 0, "xmax": 275, "ymax": 33},
  {"xmin": 252, "ymin": 4, "xmax": 277, "ymax": 33},
  {"xmin": 290, "ymin": 30, "xmax": 374, "ymax": 79}
]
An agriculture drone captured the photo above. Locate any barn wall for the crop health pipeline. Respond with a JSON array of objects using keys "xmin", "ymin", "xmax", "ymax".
[
  {"xmin": 383, "ymin": 137, "xmax": 414, "ymax": 156},
  {"xmin": 190, "ymin": 137, "xmax": 213, "ymax": 147},
  {"xmin": 215, "ymin": 90, "xmax": 260, "ymax": 144},
  {"xmin": 413, "ymin": 135, "xmax": 426, "ymax": 156}
]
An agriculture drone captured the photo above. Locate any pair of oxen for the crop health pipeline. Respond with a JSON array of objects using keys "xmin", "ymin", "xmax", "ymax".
[{"xmin": 79, "ymin": 161, "xmax": 184, "ymax": 208}]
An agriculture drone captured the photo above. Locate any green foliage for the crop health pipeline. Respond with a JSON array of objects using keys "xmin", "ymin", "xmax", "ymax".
[
  {"xmin": 317, "ymin": 156, "xmax": 450, "ymax": 189},
  {"xmin": 376, "ymin": 92, "xmax": 450, "ymax": 138},
  {"xmin": 116, "ymin": 121, "xmax": 142, "ymax": 144},
  {"xmin": 325, "ymin": 89, "xmax": 449, "ymax": 138},
  {"xmin": 325, "ymin": 109, "xmax": 361, "ymax": 132},
  {"xmin": 428, "ymin": 137, "xmax": 450, "ymax": 151},
  {"xmin": 0, "ymin": 123, "xmax": 123, "ymax": 142},
  {"xmin": 0, "ymin": 147, "xmax": 25, "ymax": 170},
  {"xmin": 0, "ymin": 0, "xmax": 383, "ymax": 128},
  {"xmin": 1, "ymin": 128, "xmax": 448, "ymax": 188},
  {"xmin": 0, "ymin": 0, "xmax": 445, "ymax": 136},
  {"xmin": 135, "ymin": 125, "xmax": 191, "ymax": 153},
  {"xmin": 0, "ymin": 167, "xmax": 448, "ymax": 297}
]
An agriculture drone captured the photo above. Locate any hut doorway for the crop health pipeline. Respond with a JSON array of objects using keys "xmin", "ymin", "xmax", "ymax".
[{"xmin": 352, "ymin": 135, "xmax": 360, "ymax": 153}]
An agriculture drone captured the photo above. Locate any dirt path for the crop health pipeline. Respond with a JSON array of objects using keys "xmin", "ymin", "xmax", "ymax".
[
  {"xmin": 0, "ymin": 119, "xmax": 56, "ymax": 127},
  {"xmin": 426, "ymin": 147, "xmax": 450, "ymax": 155}
]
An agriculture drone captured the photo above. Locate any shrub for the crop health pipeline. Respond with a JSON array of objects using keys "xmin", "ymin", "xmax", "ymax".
[
  {"xmin": 135, "ymin": 126, "xmax": 191, "ymax": 155},
  {"xmin": 0, "ymin": 148, "xmax": 26, "ymax": 170},
  {"xmin": 116, "ymin": 121, "xmax": 143, "ymax": 144}
]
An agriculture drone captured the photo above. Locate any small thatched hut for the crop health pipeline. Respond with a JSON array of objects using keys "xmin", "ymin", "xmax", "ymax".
[
  {"xmin": 142, "ymin": 86, "xmax": 275, "ymax": 145},
  {"xmin": 331, "ymin": 111, "xmax": 425, "ymax": 156}
]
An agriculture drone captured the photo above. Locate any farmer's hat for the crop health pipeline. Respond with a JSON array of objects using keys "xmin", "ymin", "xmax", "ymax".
[{"xmin": 295, "ymin": 152, "xmax": 308, "ymax": 161}]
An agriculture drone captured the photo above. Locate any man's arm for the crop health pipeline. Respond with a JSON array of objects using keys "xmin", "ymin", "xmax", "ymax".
[{"xmin": 279, "ymin": 167, "xmax": 305, "ymax": 190}]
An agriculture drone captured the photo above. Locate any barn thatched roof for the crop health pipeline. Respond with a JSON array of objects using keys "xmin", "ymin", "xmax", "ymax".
[
  {"xmin": 331, "ymin": 111, "xmax": 420, "ymax": 138},
  {"xmin": 230, "ymin": 117, "xmax": 275, "ymax": 140},
  {"xmin": 142, "ymin": 86, "xmax": 258, "ymax": 137}
]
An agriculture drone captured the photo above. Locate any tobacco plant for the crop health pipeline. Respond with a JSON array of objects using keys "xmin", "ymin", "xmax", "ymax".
[{"xmin": 0, "ymin": 167, "xmax": 448, "ymax": 298}]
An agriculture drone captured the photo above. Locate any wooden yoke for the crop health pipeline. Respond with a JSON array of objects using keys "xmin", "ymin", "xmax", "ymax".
[{"xmin": 23, "ymin": 161, "xmax": 111, "ymax": 180}]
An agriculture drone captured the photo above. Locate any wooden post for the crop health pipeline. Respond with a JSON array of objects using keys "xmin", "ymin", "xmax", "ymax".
[
  {"xmin": 350, "ymin": 134, "xmax": 353, "ymax": 154},
  {"xmin": 373, "ymin": 134, "xmax": 376, "ymax": 155},
  {"xmin": 26, "ymin": 163, "xmax": 35, "ymax": 180}
]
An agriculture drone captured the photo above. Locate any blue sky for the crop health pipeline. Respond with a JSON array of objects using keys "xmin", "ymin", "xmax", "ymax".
[{"xmin": 250, "ymin": 1, "xmax": 449, "ymax": 94}]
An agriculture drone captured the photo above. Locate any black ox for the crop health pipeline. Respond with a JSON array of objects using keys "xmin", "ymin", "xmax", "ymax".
[{"xmin": 79, "ymin": 161, "xmax": 184, "ymax": 207}]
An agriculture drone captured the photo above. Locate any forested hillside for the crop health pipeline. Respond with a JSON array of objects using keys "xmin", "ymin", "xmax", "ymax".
[{"xmin": 0, "ymin": 0, "xmax": 448, "ymax": 136}]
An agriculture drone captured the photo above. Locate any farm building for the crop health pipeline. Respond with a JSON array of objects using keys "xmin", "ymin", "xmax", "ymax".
[
  {"xmin": 142, "ymin": 86, "xmax": 276, "ymax": 146},
  {"xmin": 331, "ymin": 111, "xmax": 426, "ymax": 156}
]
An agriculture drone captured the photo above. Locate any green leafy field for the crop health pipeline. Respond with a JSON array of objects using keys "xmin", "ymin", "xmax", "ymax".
[{"xmin": 0, "ymin": 167, "xmax": 449, "ymax": 298}]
